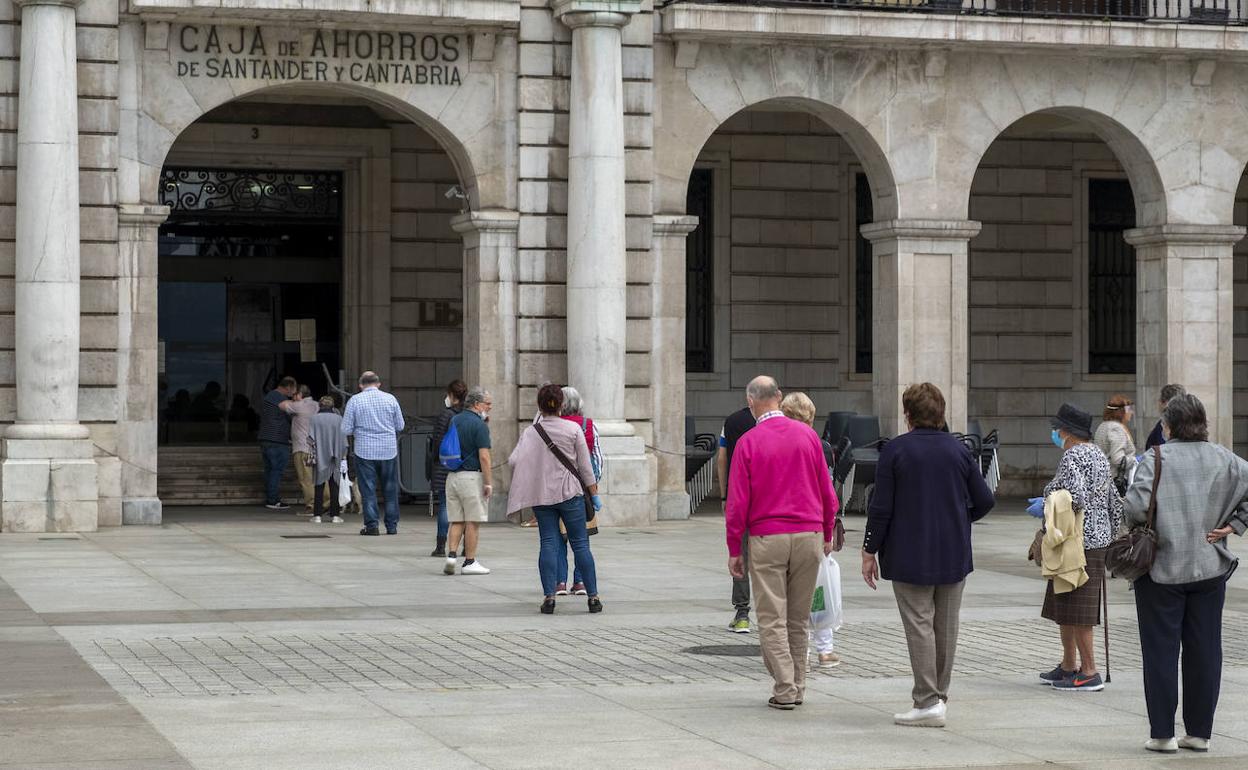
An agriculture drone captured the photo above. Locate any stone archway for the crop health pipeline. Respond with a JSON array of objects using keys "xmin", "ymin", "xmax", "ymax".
[{"xmin": 114, "ymin": 29, "xmax": 519, "ymax": 521}]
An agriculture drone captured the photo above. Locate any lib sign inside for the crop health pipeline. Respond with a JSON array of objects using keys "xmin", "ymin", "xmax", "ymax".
[{"xmin": 173, "ymin": 25, "xmax": 464, "ymax": 86}]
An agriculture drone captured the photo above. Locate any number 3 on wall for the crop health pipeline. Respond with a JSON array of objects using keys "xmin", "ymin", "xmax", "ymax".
[{"xmin": 251, "ymin": 127, "xmax": 260, "ymax": 140}]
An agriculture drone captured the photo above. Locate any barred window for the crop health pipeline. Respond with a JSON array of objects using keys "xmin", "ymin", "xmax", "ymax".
[
  {"xmin": 1087, "ymin": 179, "xmax": 1136, "ymax": 375},
  {"xmin": 686, "ymin": 168, "xmax": 714, "ymax": 373},
  {"xmin": 855, "ymin": 173, "xmax": 874, "ymax": 374}
]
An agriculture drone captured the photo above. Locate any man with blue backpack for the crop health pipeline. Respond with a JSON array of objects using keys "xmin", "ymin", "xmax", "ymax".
[{"xmin": 441, "ymin": 386, "xmax": 494, "ymax": 575}]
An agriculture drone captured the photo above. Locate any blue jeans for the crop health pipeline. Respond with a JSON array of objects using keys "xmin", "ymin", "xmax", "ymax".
[
  {"xmin": 357, "ymin": 456, "xmax": 400, "ymax": 533},
  {"xmin": 555, "ymin": 536, "xmax": 584, "ymax": 586},
  {"xmin": 535, "ymin": 496, "xmax": 596, "ymax": 597},
  {"xmin": 436, "ymin": 489, "xmax": 449, "ymax": 539},
  {"xmin": 260, "ymin": 442, "xmax": 290, "ymax": 505}
]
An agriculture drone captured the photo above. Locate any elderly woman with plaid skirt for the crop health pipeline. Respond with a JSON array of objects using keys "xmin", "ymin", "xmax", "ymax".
[{"xmin": 1038, "ymin": 402, "xmax": 1122, "ymax": 693}]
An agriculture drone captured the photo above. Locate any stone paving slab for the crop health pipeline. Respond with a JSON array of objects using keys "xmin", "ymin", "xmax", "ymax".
[{"xmin": 1, "ymin": 503, "xmax": 1247, "ymax": 768}]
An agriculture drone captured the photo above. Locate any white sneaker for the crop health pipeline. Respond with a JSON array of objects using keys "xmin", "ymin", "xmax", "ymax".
[
  {"xmin": 1178, "ymin": 736, "xmax": 1209, "ymax": 752},
  {"xmin": 461, "ymin": 561, "xmax": 491, "ymax": 575},
  {"xmin": 894, "ymin": 701, "xmax": 946, "ymax": 728},
  {"xmin": 1145, "ymin": 738, "xmax": 1178, "ymax": 753},
  {"xmin": 443, "ymin": 557, "xmax": 457, "ymax": 576},
  {"xmin": 310, "ymin": 516, "xmax": 321, "ymax": 523},
  {"xmin": 331, "ymin": 516, "xmax": 344, "ymax": 524}
]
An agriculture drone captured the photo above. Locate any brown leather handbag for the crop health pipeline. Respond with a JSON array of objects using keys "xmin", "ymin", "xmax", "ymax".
[{"xmin": 1105, "ymin": 445, "xmax": 1161, "ymax": 581}]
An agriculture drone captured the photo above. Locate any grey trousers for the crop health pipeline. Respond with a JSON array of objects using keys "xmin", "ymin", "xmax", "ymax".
[
  {"xmin": 732, "ymin": 533, "xmax": 750, "ymax": 613},
  {"xmin": 893, "ymin": 580, "xmax": 966, "ymax": 709}
]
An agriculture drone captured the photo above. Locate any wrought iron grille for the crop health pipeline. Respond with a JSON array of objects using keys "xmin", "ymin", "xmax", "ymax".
[
  {"xmin": 1087, "ymin": 179, "xmax": 1136, "ymax": 375},
  {"xmin": 160, "ymin": 168, "xmax": 342, "ymax": 219},
  {"xmin": 658, "ymin": 0, "xmax": 1245, "ymax": 24},
  {"xmin": 686, "ymin": 169, "xmax": 716, "ymax": 373},
  {"xmin": 855, "ymin": 174, "xmax": 874, "ymax": 375}
]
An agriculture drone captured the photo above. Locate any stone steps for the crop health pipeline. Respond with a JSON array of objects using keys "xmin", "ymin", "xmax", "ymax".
[{"xmin": 158, "ymin": 446, "xmax": 304, "ymax": 506}]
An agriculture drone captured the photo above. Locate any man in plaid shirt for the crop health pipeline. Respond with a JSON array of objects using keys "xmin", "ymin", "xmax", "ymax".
[{"xmin": 341, "ymin": 371, "xmax": 405, "ymax": 535}]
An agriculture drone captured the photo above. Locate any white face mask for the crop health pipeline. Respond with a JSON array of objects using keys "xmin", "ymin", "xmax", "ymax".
[{"xmin": 444, "ymin": 395, "xmax": 453, "ymax": 409}]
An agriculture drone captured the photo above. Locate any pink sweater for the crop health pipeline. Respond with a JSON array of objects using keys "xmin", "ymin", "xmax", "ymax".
[{"xmin": 726, "ymin": 415, "xmax": 839, "ymax": 557}]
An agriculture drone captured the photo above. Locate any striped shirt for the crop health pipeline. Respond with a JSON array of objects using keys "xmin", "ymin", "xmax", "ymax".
[{"xmin": 341, "ymin": 387, "xmax": 405, "ymax": 461}]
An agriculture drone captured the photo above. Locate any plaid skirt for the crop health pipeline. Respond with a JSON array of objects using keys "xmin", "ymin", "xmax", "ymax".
[{"xmin": 1041, "ymin": 547, "xmax": 1106, "ymax": 627}]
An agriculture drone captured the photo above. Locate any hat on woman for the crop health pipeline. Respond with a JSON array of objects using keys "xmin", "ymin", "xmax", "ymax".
[{"xmin": 1050, "ymin": 402, "xmax": 1093, "ymax": 441}]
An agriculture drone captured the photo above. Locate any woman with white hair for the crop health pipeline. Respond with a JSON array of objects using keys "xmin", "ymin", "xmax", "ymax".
[{"xmin": 555, "ymin": 385, "xmax": 603, "ymax": 595}]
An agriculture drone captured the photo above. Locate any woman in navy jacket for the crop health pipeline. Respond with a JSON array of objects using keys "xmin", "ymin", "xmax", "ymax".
[{"xmin": 861, "ymin": 383, "xmax": 995, "ymax": 728}]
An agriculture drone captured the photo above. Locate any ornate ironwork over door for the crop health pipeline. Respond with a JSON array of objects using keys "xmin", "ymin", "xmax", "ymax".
[{"xmin": 1087, "ymin": 179, "xmax": 1136, "ymax": 375}]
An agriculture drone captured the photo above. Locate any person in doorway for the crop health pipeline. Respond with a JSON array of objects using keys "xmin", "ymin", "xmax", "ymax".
[
  {"xmin": 1145, "ymin": 384, "xmax": 1185, "ymax": 451},
  {"xmin": 780, "ymin": 391, "xmax": 843, "ymax": 670},
  {"xmin": 726, "ymin": 376, "xmax": 839, "ymax": 710},
  {"xmin": 430, "ymin": 379, "xmax": 468, "ymax": 556},
  {"xmin": 1094, "ymin": 394, "xmax": 1136, "ymax": 495},
  {"xmin": 309, "ymin": 396, "xmax": 347, "ymax": 524},
  {"xmin": 259, "ymin": 376, "xmax": 297, "ymax": 510},
  {"xmin": 444, "ymin": 386, "xmax": 494, "ymax": 575},
  {"xmin": 862, "ymin": 383, "xmax": 995, "ymax": 727},
  {"xmin": 554, "ymin": 385, "xmax": 603, "ymax": 595},
  {"xmin": 718, "ymin": 400, "xmax": 758, "ymax": 633},
  {"xmin": 341, "ymin": 371, "xmax": 405, "ymax": 536},
  {"xmin": 288, "ymin": 384, "xmax": 324, "ymax": 513},
  {"xmin": 508, "ymin": 384, "xmax": 602, "ymax": 613},
  {"xmin": 1125, "ymin": 393, "xmax": 1248, "ymax": 754},
  {"xmin": 1038, "ymin": 403, "xmax": 1122, "ymax": 692}
]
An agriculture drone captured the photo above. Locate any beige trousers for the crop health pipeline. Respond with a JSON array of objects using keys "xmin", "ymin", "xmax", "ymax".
[
  {"xmin": 748, "ymin": 530, "xmax": 822, "ymax": 703},
  {"xmin": 292, "ymin": 452, "xmax": 327, "ymax": 508},
  {"xmin": 892, "ymin": 580, "xmax": 966, "ymax": 709}
]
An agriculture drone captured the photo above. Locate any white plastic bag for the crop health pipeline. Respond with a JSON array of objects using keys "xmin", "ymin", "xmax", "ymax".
[
  {"xmin": 810, "ymin": 554, "xmax": 843, "ymax": 632},
  {"xmin": 337, "ymin": 460, "xmax": 353, "ymax": 508}
]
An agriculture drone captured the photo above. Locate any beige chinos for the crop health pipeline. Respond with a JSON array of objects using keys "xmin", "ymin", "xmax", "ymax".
[
  {"xmin": 748, "ymin": 530, "xmax": 823, "ymax": 703},
  {"xmin": 892, "ymin": 580, "xmax": 966, "ymax": 709}
]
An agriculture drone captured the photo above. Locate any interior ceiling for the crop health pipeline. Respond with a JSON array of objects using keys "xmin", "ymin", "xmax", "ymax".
[{"xmin": 198, "ymin": 91, "xmax": 408, "ymax": 127}]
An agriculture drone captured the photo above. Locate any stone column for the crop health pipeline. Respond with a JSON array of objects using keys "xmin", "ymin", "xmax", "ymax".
[
  {"xmin": 452, "ymin": 209, "xmax": 520, "ymax": 521},
  {"xmin": 861, "ymin": 219, "xmax": 981, "ymax": 437},
  {"xmin": 555, "ymin": 0, "xmax": 636, "ymax": 432},
  {"xmin": 1125, "ymin": 225, "xmax": 1244, "ymax": 447},
  {"xmin": 652, "ymin": 215, "xmax": 698, "ymax": 520},
  {"xmin": 115, "ymin": 204, "xmax": 169, "ymax": 526},
  {"xmin": 555, "ymin": 0, "xmax": 654, "ymax": 525},
  {"xmin": 0, "ymin": 0, "xmax": 98, "ymax": 532}
]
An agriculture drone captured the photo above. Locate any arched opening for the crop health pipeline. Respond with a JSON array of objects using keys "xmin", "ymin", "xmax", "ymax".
[
  {"xmin": 152, "ymin": 89, "xmax": 470, "ymax": 508},
  {"xmin": 967, "ymin": 109, "xmax": 1163, "ymax": 494},
  {"xmin": 679, "ymin": 101, "xmax": 895, "ymax": 512}
]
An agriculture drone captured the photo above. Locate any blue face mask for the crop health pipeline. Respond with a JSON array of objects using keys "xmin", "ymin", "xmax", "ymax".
[{"xmin": 1051, "ymin": 429, "xmax": 1064, "ymax": 448}]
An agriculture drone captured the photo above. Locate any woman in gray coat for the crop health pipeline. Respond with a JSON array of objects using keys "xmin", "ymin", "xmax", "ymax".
[
  {"xmin": 1124, "ymin": 394, "xmax": 1248, "ymax": 754},
  {"xmin": 309, "ymin": 397, "xmax": 348, "ymax": 524}
]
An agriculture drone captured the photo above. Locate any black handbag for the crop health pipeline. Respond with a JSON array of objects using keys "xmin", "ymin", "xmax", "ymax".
[
  {"xmin": 1105, "ymin": 445, "xmax": 1161, "ymax": 581},
  {"xmin": 533, "ymin": 423, "xmax": 596, "ymax": 525}
]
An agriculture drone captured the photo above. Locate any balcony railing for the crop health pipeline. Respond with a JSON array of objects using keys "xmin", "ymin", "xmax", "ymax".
[{"xmin": 659, "ymin": 0, "xmax": 1246, "ymax": 24}]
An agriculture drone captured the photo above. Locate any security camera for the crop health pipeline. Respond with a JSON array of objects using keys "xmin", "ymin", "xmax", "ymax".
[{"xmin": 444, "ymin": 185, "xmax": 466, "ymax": 200}]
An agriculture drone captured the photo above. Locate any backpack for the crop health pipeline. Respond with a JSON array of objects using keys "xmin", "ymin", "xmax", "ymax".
[{"xmin": 439, "ymin": 422, "xmax": 464, "ymax": 470}]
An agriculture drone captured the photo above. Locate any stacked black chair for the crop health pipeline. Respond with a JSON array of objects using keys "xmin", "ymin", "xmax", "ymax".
[{"xmin": 685, "ymin": 415, "xmax": 718, "ymax": 515}]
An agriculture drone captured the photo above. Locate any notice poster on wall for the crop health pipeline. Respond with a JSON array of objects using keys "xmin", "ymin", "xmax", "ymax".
[{"xmin": 284, "ymin": 319, "xmax": 300, "ymax": 342}]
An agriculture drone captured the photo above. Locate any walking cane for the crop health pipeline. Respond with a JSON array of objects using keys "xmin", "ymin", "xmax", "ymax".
[{"xmin": 1102, "ymin": 574, "xmax": 1111, "ymax": 684}]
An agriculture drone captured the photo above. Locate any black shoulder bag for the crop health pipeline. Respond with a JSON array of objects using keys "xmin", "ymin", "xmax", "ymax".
[
  {"xmin": 533, "ymin": 423, "xmax": 596, "ymax": 525},
  {"xmin": 1105, "ymin": 445, "xmax": 1161, "ymax": 581}
]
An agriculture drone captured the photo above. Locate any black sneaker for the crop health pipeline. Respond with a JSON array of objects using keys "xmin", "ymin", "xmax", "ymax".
[
  {"xmin": 587, "ymin": 597, "xmax": 603, "ymax": 614},
  {"xmin": 1052, "ymin": 672, "xmax": 1104, "ymax": 692},
  {"xmin": 265, "ymin": 502, "xmax": 290, "ymax": 511},
  {"xmin": 359, "ymin": 527, "xmax": 380, "ymax": 536},
  {"xmin": 1039, "ymin": 663, "xmax": 1077, "ymax": 683}
]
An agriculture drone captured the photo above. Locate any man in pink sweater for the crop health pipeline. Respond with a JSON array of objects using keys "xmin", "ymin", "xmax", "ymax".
[{"xmin": 727, "ymin": 375, "xmax": 839, "ymax": 709}]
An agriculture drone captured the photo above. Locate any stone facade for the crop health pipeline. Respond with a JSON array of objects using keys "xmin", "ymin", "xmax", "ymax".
[{"xmin": 3, "ymin": 0, "xmax": 1248, "ymax": 530}]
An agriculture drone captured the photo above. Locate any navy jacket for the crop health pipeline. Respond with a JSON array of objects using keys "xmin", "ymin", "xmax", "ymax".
[
  {"xmin": 1144, "ymin": 419, "xmax": 1166, "ymax": 451},
  {"xmin": 863, "ymin": 429, "xmax": 996, "ymax": 585}
]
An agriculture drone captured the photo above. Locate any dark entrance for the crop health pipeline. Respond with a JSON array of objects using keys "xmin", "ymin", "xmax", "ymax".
[{"xmin": 157, "ymin": 168, "xmax": 343, "ymax": 445}]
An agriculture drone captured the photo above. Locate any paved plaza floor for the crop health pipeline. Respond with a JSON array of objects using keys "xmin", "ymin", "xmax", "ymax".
[{"xmin": 1, "ymin": 501, "xmax": 1247, "ymax": 769}]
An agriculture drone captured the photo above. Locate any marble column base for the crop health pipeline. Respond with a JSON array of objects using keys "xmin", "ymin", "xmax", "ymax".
[
  {"xmin": 122, "ymin": 498, "xmax": 163, "ymax": 526},
  {"xmin": 657, "ymin": 491, "xmax": 690, "ymax": 521},
  {"xmin": 0, "ymin": 437, "xmax": 99, "ymax": 533},
  {"xmin": 598, "ymin": 435, "xmax": 657, "ymax": 526}
]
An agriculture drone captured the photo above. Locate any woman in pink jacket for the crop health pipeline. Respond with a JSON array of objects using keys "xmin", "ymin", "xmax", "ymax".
[{"xmin": 508, "ymin": 384, "xmax": 602, "ymax": 615}]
